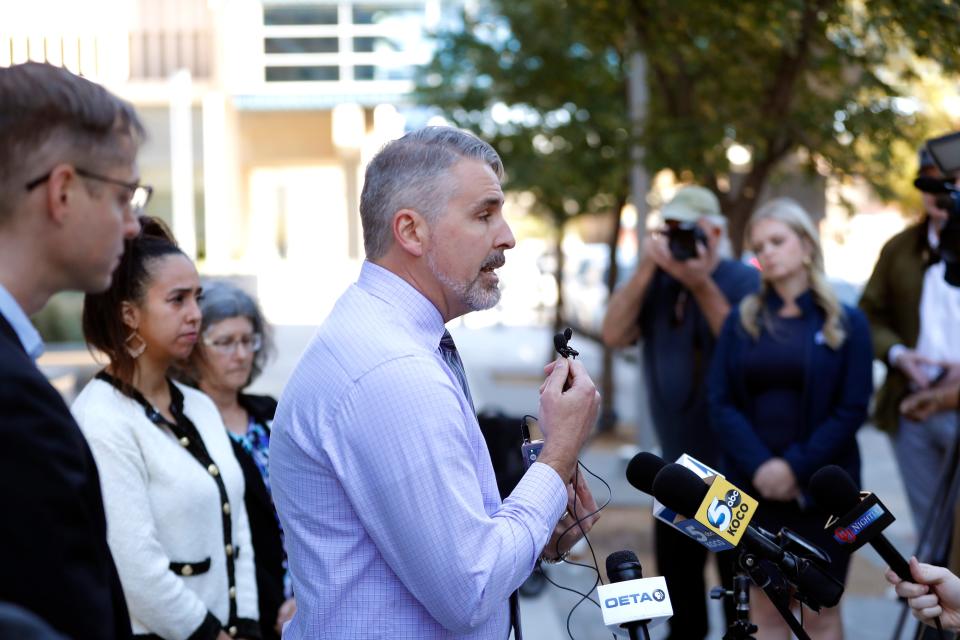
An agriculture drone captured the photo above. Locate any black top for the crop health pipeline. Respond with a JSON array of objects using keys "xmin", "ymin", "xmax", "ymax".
[
  {"xmin": 0, "ymin": 313, "xmax": 132, "ymax": 640},
  {"xmin": 640, "ymin": 259, "xmax": 760, "ymax": 463},
  {"xmin": 234, "ymin": 394, "xmax": 286, "ymax": 640},
  {"xmin": 742, "ymin": 315, "xmax": 807, "ymax": 455}
]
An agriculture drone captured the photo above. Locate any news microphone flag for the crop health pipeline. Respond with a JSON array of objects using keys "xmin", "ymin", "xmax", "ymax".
[
  {"xmin": 693, "ymin": 474, "xmax": 760, "ymax": 547},
  {"xmin": 597, "ymin": 579, "xmax": 672, "ymax": 634},
  {"xmin": 650, "ymin": 454, "xmax": 736, "ymax": 552}
]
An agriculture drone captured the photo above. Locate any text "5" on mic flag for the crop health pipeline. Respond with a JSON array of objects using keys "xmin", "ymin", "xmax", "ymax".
[{"xmin": 694, "ymin": 476, "xmax": 759, "ymax": 546}]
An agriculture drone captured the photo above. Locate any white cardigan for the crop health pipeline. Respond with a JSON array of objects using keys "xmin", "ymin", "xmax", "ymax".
[{"xmin": 73, "ymin": 378, "xmax": 258, "ymax": 639}]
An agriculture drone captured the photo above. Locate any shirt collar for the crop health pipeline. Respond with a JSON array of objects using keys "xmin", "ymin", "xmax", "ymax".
[
  {"xmin": 0, "ymin": 283, "xmax": 44, "ymax": 359},
  {"xmin": 764, "ymin": 286, "xmax": 817, "ymax": 315},
  {"xmin": 357, "ymin": 261, "xmax": 447, "ymax": 349}
]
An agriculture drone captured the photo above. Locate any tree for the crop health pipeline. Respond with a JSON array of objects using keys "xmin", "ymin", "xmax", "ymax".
[
  {"xmin": 416, "ymin": 0, "xmax": 960, "ymax": 429},
  {"xmin": 417, "ymin": 1, "xmax": 633, "ymax": 329},
  {"xmin": 418, "ymin": 0, "xmax": 960, "ymax": 252},
  {"xmin": 417, "ymin": 2, "xmax": 634, "ymax": 429}
]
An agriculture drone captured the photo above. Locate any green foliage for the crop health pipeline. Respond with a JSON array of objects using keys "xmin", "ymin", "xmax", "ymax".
[
  {"xmin": 416, "ymin": 0, "xmax": 960, "ymax": 251},
  {"xmin": 30, "ymin": 292, "xmax": 85, "ymax": 344},
  {"xmin": 417, "ymin": 1, "xmax": 633, "ymax": 226}
]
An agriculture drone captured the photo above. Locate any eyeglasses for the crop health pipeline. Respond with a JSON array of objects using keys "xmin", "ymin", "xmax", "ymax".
[
  {"xmin": 25, "ymin": 167, "xmax": 153, "ymax": 212},
  {"xmin": 202, "ymin": 333, "xmax": 263, "ymax": 355}
]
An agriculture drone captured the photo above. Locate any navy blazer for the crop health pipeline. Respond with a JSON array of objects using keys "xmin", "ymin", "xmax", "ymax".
[
  {"xmin": 707, "ymin": 290, "xmax": 874, "ymax": 490},
  {"xmin": 0, "ymin": 314, "xmax": 131, "ymax": 640}
]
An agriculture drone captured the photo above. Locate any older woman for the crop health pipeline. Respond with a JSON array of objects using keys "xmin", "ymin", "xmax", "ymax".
[
  {"xmin": 708, "ymin": 198, "xmax": 874, "ymax": 640},
  {"xmin": 185, "ymin": 281, "xmax": 293, "ymax": 640},
  {"xmin": 73, "ymin": 218, "xmax": 259, "ymax": 639}
]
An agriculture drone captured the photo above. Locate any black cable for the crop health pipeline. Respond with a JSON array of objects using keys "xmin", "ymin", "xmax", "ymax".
[{"xmin": 541, "ymin": 460, "xmax": 615, "ymax": 640}]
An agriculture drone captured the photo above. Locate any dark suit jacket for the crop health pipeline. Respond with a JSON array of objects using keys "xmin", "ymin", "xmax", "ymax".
[
  {"xmin": 858, "ymin": 221, "xmax": 931, "ymax": 433},
  {"xmin": 0, "ymin": 314, "xmax": 131, "ymax": 640}
]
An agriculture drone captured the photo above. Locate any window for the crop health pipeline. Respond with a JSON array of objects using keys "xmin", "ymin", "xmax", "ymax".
[
  {"xmin": 262, "ymin": 1, "xmax": 430, "ymax": 84},
  {"xmin": 265, "ymin": 37, "xmax": 339, "ymax": 54},
  {"xmin": 266, "ymin": 66, "xmax": 340, "ymax": 82},
  {"xmin": 264, "ymin": 5, "xmax": 338, "ymax": 25}
]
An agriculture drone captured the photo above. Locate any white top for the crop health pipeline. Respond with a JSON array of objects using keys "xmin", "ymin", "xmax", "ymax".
[
  {"xmin": 73, "ymin": 378, "xmax": 258, "ymax": 639},
  {"xmin": 889, "ymin": 223, "xmax": 960, "ymax": 377}
]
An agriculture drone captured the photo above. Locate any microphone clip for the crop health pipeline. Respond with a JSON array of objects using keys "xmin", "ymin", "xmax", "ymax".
[{"xmin": 553, "ymin": 327, "xmax": 579, "ymax": 359}]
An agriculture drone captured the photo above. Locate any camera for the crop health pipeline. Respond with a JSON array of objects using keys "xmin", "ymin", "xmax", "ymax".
[
  {"xmin": 915, "ymin": 131, "xmax": 960, "ymax": 286},
  {"xmin": 666, "ymin": 221, "xmax": 708, "ymax": 261}
]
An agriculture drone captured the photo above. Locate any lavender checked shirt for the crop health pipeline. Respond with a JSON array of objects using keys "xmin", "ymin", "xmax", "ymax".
[{"xmin": 270, "ymin": 261, "xmax": 567, "ymax": 639}]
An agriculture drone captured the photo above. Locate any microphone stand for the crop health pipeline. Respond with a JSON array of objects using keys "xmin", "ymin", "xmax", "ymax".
[
  {"xmin": 739, "ymin": 550, "xmax": 813, "ymax": 640},
  {"xmin": 711, "ymin": 573, "xmax": 758, "ymax": 639},
  {"xmin": 621, "ymin": 622, "xmax": 651, "ymax": 640}
]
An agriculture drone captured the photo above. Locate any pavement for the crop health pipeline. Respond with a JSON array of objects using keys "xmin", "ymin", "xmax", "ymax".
[{"xmin": 41, "ymin": 321, "xmax": 937, "ymax": 640}]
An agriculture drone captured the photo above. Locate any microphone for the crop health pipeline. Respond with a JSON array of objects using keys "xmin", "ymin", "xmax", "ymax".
[
  {"xmin": 653, "ymin": 464, "xmax": 844, "ymax": 608},
  {"xmin": 625, "ymin": 452, "xmax": 732, "ymax": 551},
  {"xmin": 625, "ymin": 452, "xmax": 666, "ymax": 495},
  {"xmin": 598, "ymin": 550, "xmax": 672, "ymax": 638},
  {"xmin": 808, "ymin": 465, "xmax": 910, "ymax": 581},
  {"xmin": 914, "ymin": 176, "xmax": 959, "ymax": 194}
]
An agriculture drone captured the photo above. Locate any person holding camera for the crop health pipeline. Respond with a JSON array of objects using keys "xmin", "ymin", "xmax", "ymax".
[
  {"xmin": 603, "ymin": 185, "xmax": 758, "ymax": 640},
  {"xmin": 859, "ymin": 147, "xmax": 960, "ymax": 534}
]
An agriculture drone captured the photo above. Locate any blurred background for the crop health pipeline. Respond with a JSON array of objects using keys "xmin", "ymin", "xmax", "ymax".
[{"xmin": 4, "ymin": 1, "xmax": 960, "ymax": 636}]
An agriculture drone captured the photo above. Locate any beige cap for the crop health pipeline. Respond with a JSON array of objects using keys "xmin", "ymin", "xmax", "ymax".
[{"xmin": 661, "ymin": 186, "xmax": 721, "ymax": 223}]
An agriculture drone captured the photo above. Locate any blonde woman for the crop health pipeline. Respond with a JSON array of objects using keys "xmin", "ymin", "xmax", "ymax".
[{"xmin": 708, "ymin": 198, "xmax": 873, "ymax": 639}]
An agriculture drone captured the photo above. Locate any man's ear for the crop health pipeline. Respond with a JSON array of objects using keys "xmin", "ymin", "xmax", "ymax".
[
  {"xmin": 392, "ymin": 209, "xmax": 428, "ymax": 257},
  {"xmin": 121, "ymin": 301, "xmax": 140, "ymax": 332},
  {"xmin": 45, "ymin": 164, "xmax": 80, "ymax": 226}
]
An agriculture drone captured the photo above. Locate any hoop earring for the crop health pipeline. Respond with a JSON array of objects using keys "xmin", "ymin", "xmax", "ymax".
[{"xmin": 125, "ymin": 331, "xmax": 146, "ymax": 358}]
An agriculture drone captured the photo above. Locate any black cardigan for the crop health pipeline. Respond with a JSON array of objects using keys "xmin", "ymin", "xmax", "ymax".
[{"xmin": 234, "ymin": 394, "xmax": 285, "ymax": 640}]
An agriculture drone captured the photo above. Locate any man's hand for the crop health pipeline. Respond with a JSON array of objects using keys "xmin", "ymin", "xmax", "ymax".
[
  {"xmin": 752, "ymin": 458, "xmax": 799, "ymax": 501},
  {"xmin": 886, "ymin": 557, "xmax": 960, "ymax": 631},
  {"xmin": 893, "ymin": 350, "xmax": 937, "ymax": 389},
  {"xmin": 647, "ymin": 232, "xmax": 716, "ymax": 292},
  {"xmin": 939, "ymin": 362, "xmax": 960, "ymax": 387},
  {"xmin": 900, "ymin": 386, "xmax": 956, "ymax": 422},
  {"xmin": 536, "ymin": 358, "xmax": 600, "ymax": 482},
  {"xmin": 541, "ymin": 469, "xmax": 601, "ymax": 561},
  {"xmin": 275, "ymin": 597, "xmax": 296, "ymax": 633}
]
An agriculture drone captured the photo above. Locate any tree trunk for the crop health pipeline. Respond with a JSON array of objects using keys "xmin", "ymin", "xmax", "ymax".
[
  {"xmin": 597, "ymin": 194, "xmax": 629, "ymax": 433},
  {"xmin": 552, "ymin": 220, "xmax": 565, "ymax": 334}
]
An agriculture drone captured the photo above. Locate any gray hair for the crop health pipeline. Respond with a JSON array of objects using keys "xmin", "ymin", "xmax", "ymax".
[
  {"xmin": 196, "ymin": 280, "xmax": 273, "ymax": 385},
  {"xmin": 359, "ymin": 126, "xmax": 504, "ymax": 259}
]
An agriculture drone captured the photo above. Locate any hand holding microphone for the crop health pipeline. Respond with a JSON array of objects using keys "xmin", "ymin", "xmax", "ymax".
[
  {"xmin": 808, "ymin": 465, "xmax": 911, "ymax": 581},
  {"xmin": 885, "ymin": 557, "xmax": 960, "ymax": 632},
  {"xmin": 536, "ymin": 356, "xmax": 599, "ymax": 482}
]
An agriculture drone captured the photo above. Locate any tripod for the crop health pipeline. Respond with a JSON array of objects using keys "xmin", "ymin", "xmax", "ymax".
[
  {"xmin": 891, "ymin": 409, "xmax": 960, "ymax": 640},
  {"xmin": 711, "ymin": 573, "xmax": 758, "ymax": 639},
  {"xmin": 712, "ymin": 547, "xmax": 815, "ymax": 640}
]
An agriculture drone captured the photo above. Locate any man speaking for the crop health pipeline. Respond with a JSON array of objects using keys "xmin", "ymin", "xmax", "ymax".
[{"xmin": 270, "ymin": 127, "xmax": 601, "ymax": 638}]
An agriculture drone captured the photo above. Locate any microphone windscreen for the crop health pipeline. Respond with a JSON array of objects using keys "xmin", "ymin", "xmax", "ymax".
[
  {"xmin": 651, "ymin": 463, "xmax": 709, "ymax": 518},
  {"xmin": 808, "ymin": 465, "xmax": 860, "ymax": 516},
  {"xmin": 625, "ymin": 452, "xmax": 666, "ymax": 495},
  {"xmin": 605, "ymin": 550, "xmax": 643, "ymax": 583},
  {"xmin": 553, "ymin": 332, "xmax": 567, "ymax": 354}
]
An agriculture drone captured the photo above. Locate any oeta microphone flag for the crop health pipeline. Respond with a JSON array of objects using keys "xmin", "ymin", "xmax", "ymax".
[{"xmin": 597, "ymin": 577, "xmax": 673, "ymax": 634}]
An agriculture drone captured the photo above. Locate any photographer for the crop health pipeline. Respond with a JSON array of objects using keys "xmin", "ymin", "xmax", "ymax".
[
  {"xmin": 603, "ymin": 185, "xmax": 758, "ymax": 640},
  {"xmin": 859, "ymin": 147, "xmax": 960, "ymax": 534}
]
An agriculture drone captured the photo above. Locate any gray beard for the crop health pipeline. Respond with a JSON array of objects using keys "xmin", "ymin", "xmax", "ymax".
[{"xmin": 426, "ymin": 250, "xmax": 502, "ymax": 312}]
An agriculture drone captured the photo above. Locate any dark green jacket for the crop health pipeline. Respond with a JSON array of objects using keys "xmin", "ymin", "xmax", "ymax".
[{"xmin": 858, "ymin": 220, "xmax": 935, "ymax": 433}]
